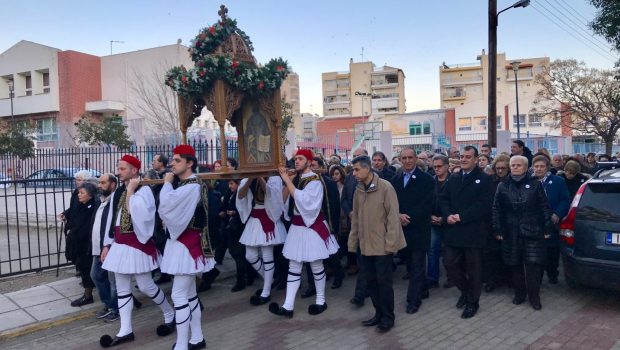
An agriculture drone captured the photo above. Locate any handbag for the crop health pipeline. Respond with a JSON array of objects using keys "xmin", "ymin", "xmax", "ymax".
[{"xmin": 64, "ymin": 229, "xmax": 77, "ymax": 262}]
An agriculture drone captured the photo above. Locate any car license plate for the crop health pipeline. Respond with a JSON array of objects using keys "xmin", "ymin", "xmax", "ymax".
[{"xmin": 606, "ymin": 232, "xmax": 620, "ymax": 245}]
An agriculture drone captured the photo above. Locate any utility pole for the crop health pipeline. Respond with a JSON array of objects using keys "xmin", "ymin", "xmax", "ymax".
[
  {"xmin": 110, "ymin": 40, "xmax": 124, "ymax": 55},
  {"xmin": 488, "ymin": 0, "xmax": 497, "ymax": 147}
]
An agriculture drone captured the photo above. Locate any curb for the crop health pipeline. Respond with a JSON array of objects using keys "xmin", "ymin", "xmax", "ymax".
[
  {"xmin": 0, "ymin": 265, "xmax": 236, "ymax": 340},
  {"xmin": 0, "ymin": 309, "xmax": 96, "ymax": 341}
]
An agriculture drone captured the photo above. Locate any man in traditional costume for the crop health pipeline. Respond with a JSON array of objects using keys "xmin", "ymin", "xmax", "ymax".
[
  {"xmin": 269, "ymin": 149, "xmax": 339, "ymax": 318},
  {"xmin": 159, "ymin": 144, "xmax": 215, "ymax": 350},
  {"xmin": 99, "ymin": 155, "xmax": 175, "ymax": 347},
  {"xmin": 236, "ymin": 175, "xmax": 286, "ymax": 305}
]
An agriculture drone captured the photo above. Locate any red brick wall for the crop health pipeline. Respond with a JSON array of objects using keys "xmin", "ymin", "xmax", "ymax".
[
  {"xmin": 57, "ymin": 50, "xmax": 101, "ymax": 124},
  {"xmin": 560, "ymin": 102, "xmax": 572, "ymax": 136}
]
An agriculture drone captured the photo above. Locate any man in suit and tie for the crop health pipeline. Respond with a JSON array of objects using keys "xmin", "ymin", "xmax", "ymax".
[
  {"xmin": 439, "ymin": 145, "xmax": 492, "ymax": 319},
  {"xmin": 391, "ymin": 148, "xmax": 435, "ymax": 314}
]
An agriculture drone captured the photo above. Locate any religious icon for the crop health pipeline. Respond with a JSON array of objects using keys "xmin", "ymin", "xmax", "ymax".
[{"xmin": 242, "ymin": 102, "xmax": 272, "ymax": 164}]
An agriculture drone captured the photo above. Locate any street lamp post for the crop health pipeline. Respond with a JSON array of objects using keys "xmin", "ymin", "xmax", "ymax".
[
  {"xmin": 7, "ymin": 80, "xmax": 14, "ymax": 122},
  {"xmin": 355, "ymin": 90, "xmax": 371, "ymax": 136},
  {"xmin": 511, "ymin": 61, "xmax": 521, "ymax": 139},
  {"xmin": 488, "ymin": 0, "xmax": 530, "ymax": 147}
]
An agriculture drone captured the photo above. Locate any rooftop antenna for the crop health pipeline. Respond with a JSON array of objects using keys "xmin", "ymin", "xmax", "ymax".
[
  {"xmin": 110, "ymin": 40, "xmax": 124, "ymax": 55},
  {"xmin": 360, "ymin": 46, "xmax": 365, "ymax": 62}
]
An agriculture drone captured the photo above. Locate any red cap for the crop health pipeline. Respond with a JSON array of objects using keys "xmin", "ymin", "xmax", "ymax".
[
  {"xmin": 173, "ymin": 144, "xmax": 195, "ymax": 157},
  {"xmin": 121, "ymin": 155, "xmax": 141, "ymax": 169},
  {"xmin": 295, "ymin": 149, "xmax": 314, "ymax": 161}
]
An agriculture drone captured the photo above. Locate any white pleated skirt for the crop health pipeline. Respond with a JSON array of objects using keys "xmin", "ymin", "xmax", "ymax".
[
  {"xmin": 102, "ymin": 243, "xmax": 159, "ymax": 274},
  {"xmin": 239, "ymin": 217, "xmax": 287, "ymax": 247},
  {"xmin": 159, "ymin": 239, "xmax": 215, "ymax": 275},
  {"xmin": 282, "ymin": 222, "xmax": 339, "ymax": 262}
]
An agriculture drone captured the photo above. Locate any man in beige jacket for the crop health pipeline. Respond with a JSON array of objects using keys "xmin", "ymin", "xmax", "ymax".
[{"xmin": 348, "ymin": 155, "xmax": 406, "ymax": 333}]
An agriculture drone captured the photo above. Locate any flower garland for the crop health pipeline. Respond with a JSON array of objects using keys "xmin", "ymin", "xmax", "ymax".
[{"xmin": 165, "ymin": 16, "xmax": 290, "ymax": 99}]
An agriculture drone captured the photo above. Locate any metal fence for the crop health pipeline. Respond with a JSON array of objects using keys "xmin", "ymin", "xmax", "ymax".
[{"xmin": 0, "ymin": 140, "xmax": 238, "ymax": 277}]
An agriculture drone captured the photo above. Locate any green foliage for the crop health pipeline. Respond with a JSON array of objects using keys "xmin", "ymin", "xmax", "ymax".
[
  {"xmin": 0, "ymin": 123, "xmax": 35, "ymax": 159},
  {"xmin": 590, "ymin": 0, "xmax": 620, "ymax": 66},
  {"xmin": 281, "ymin": 99, "xmax": 294, "ymax": 146},
  {"xmin": 74, "ymin": 114, "xmax": 133, "ymax": 149}
]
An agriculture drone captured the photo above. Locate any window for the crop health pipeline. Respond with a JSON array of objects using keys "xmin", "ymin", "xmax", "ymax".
[
  {"xmin": 43, "ymin": 73, "xmax": 50, "ymax": 93},
  {"xmin": 529, "ymin": 114, "xmax": 543, "ymax": 127},
  {"xmin": 458, "ymin": 118, "xmax": 472, "ymax": 131},
  {"xmin": 409, "ymin": 121, "xmax": 431, "ymax": 136},
  {"xmin": 36, "ymin": 118, "xmax": 57, "ymax": 142},
  {"xmin": 497, "ymin": 115, "xmax": 502, "ymax": 129},
  {"xmin": 513, "ymin": 114, "xmax": 526, "ymax": 128},
  {"xmin": 473, "ymin": 116, "xmax": 487, "ymax": 131},
  {"xmin": 25, "ymin": 75, "xmax": 32, "ymax": 96}
]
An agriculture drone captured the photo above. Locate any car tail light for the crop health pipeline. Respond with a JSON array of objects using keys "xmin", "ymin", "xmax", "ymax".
[{"xmin": 560, "ymin": 182, "xmax": 588, "ymax": 245}]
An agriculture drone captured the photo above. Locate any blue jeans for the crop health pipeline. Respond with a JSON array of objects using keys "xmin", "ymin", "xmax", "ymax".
[
  {"xmin": 90, "ymin": 256, "xmax": 117, "ymax": 311},
  {"xmin": 427, "ymin": 226, "xmax": 444, "ymax": 282}
]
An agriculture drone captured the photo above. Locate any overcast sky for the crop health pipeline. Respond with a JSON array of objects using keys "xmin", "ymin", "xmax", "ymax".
[{"xmin": 1, "ymin": 0, "xmax": 616, "ymax": 114}]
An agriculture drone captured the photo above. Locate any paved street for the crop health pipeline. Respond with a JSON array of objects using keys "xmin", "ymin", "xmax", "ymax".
[{"xmin": 1, "ymin": 266, "xmax": 619, "ymax": 350}]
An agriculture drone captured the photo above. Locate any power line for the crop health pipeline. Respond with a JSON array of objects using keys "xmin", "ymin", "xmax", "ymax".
[
  {"xmin": 531, "ymin": 2, "xmax": 617, "ymax": 63},
  {"xmin": 542, "ymin": 0, "xmax": 613, "ymax": 50},
  {"xmin": 558, "ymin": 0, "xmax": 594, "ymax": 25}
]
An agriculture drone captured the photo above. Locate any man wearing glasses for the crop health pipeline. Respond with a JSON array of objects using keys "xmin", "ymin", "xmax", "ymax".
[{"xmin": 428, "ymin": 155, "xmax": 450, "ymax": 289}]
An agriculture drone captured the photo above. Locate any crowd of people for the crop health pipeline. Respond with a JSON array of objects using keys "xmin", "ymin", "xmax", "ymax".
[{"xmin": 57, "ymin": 141, "xmax": 618, "ymax": 347}]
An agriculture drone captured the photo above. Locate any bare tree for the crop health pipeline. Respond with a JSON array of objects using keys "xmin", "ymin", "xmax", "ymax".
[
  {"xmin": 532, "ymin": 59, "xmax": 620, "ymax": 155},
  {"xmin": 128, "ymin": 62, "xmax": 181, "ymax": 137}
]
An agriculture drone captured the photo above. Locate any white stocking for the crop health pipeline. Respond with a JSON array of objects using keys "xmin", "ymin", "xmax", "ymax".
[
  {"xmin": 114, "ymin": 273, "xmax": 134, "ymax": 337},
  {"xmin": 135, "ymin": 272, "xmax": 174, "ymax": 323},
  {"xmin": 261, "ymin": 246, "xmax": 275, "ymax": 298},
  {"xmin": 245, "ymin": 246, "xmax": 264, "ymax": 278},
  {"xmin": 282, "ymin": 260, "xmax": 303, "ymax": 311},
  {"xmin": 310, "ymin": 260, "xmax": 326, "ymax": 306},
  {"xmin": 188, "ymin": 283, "xmax": 204, "ymax": 344}
]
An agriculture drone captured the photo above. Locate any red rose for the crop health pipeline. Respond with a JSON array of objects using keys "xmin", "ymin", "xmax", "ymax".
[
  {"xmin": 195, "ymin": 40, "xmax": 201, "ymax": 48},
  {"xmin": 198, "ymin": 61, "xmax": 205, "ymax": 67},
  {"xmin": 181, "ymin": 76, "xmax": 188, "ymax": 84},
  {"xmin": 231, "ymin": 60, "xmax": 239, "ymax": 69},
  {"xmin": 208, "ymin": 26, "xmax": 216, "ymax": 34},
  {"xmin": 199, "ymin": 70, "xmax": 206, "ymax": 77},
  {"xmin": 200, "ymin": 33, "xmax": 207, "ymax": 40},
  {"xmin": 276, "ymin": 65, "xmax": 284, "ymax": 72},
  {"xmin": 258, "ymin": 81, "xmax": 264, "ymax": 89},
  {"xmin": 235, "ymin": 69, "xmax": 241, "ymax": 76}
]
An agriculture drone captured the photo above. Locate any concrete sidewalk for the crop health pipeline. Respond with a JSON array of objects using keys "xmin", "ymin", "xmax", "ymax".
[{"xmin": 0, "ymin": 257, "xmax": 236, "ymax": 339}]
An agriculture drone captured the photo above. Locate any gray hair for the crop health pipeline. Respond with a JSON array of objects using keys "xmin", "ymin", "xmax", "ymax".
[
  {"xmin": 509, "ymin": 155, "xmax": 528, "ymax": 167},
  {"xmin": 432, "ymin": 154, "xmax": 449, "ymax": 166},
  {"xmin": 74, "ymin": 170, "xmax": 93, "ymax": 180}
]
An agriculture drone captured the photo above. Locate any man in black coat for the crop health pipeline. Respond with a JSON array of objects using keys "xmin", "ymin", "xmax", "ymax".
[
  {"xmin": 391, "ymin": 148, "xmax": 435, "ymax": 314},
  {"xmin": 439, "ymin": 145, "xmax": 493, "ymax": 319}
]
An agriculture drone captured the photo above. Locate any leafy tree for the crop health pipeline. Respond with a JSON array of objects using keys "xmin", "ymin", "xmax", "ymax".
[
  {"xmin": 281, "ymin": 99, "xmax": 294, "ymax": 146},
  {"xmin": 0, "ymin": 122, "xmax": 35, "ymax": 159},
  {"xmin": 590, "ymin": 1, "xmax": 620, "ymax": 53},
  {"xmin": 533, "ymin": 59, "xmax": 620, "ymax": 155},
  {"xmin": 74, "ymin": 113, "xmax": 133, "ymax": 149}
]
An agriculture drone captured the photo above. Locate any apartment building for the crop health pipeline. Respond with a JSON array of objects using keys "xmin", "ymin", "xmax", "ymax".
[
  {"xmin": 439, "ymin": 51, "xmax": 562, "ymax": 142},
  {"xmin": 322, "ymin": 59, "xmax": 405, "ymax": 119}
]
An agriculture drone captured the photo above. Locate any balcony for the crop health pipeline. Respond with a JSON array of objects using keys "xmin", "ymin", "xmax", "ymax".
[
  {"xmin": 86, "ymin": 100, "xmax": 125, "ymax": 113},
  {"xmin": 442, "ymin": 91, "xmax": 466, "ymax": 101}
]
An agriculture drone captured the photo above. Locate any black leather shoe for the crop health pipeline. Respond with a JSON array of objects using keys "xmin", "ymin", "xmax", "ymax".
[
  {"xmin": 156, "ymin": 320, "xmax": 175, "ymax": 337},
  {"xmin": 484, "ymin": 282, "xmax": 496, "ymax": 293},
  {"xmin": 301, "ymin": 288, "xmax": 316, "ymax": 299},
  {"xmin": 350, "ymin": 296, "xmax": 364, "ymax": 306},
  {"xmin": 269, "ymin": 302, "xmax": 294, "ymax": 318},
  {"xmin": 331, "ymin": 277, "xmax": 343, "ymax": 289},
  {"xmin": 99, "ymin": 332, "xmax": 135, "ymax": 347},
  {"xmin": 512, "ymin": 296, "xmax": 526, "ymax": 305},
  {"xmin": 461, "ymin": 304, "xmax": 479, "ymax": 319},
  {"xmin": 530, "ymin": 301, "xmax": 542, "ymax": 310},
  {"xmin": 308, "ymin": 303, "xmax": 328, "ymax": 315},
  {"xmin": 250, "ymin": 295, "xmax": 271, "ymax": 306},
  {"xmin": 362, "ymin": 316, "xmax": 379, "ymax": 327},
  {"xmin": 406, "ymin": 304, "xmax": 420, "ymax": 314},
  {"xmin": 456, "ymin": 295, "xmax": 466, "ymax": 309},
  {"xmin": 426, "ymin": 280, "xmax": 439, "ymax": 289},
  {"xmin": 71, "ymin": 295, "xmax": 94, "ymax": 307},
  {"xmin": 376, "ymin": 323, "xmax": 393, "ymax": 333},
  {"xmin": 188, "ymin": 339, "xmax": 207, "ymax": 350}
]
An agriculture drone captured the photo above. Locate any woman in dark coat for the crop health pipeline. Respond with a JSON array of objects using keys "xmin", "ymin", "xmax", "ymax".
[
  {"xmin": 559, "ymin": 160, "xmax": 589, "ymax": 199},
  {"xmin": 492, "ymin": 155, "xmax": 552, "ymax": 310},
  {"xmin": 68, "ymin": 182, "xmax": 99, "ymax": 307}
]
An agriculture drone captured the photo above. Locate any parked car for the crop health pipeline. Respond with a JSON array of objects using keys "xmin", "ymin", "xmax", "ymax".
[
  {"xmin": 21, "ymin": 168, "xmax": 101, "ymax": 188},
  {"xmin": 560, "ymin": 161, "xmax": 620, "ymax": 291},
  {"xmin": 0, "ymin": 172, "xmax": 10, "ymax": 189}
]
